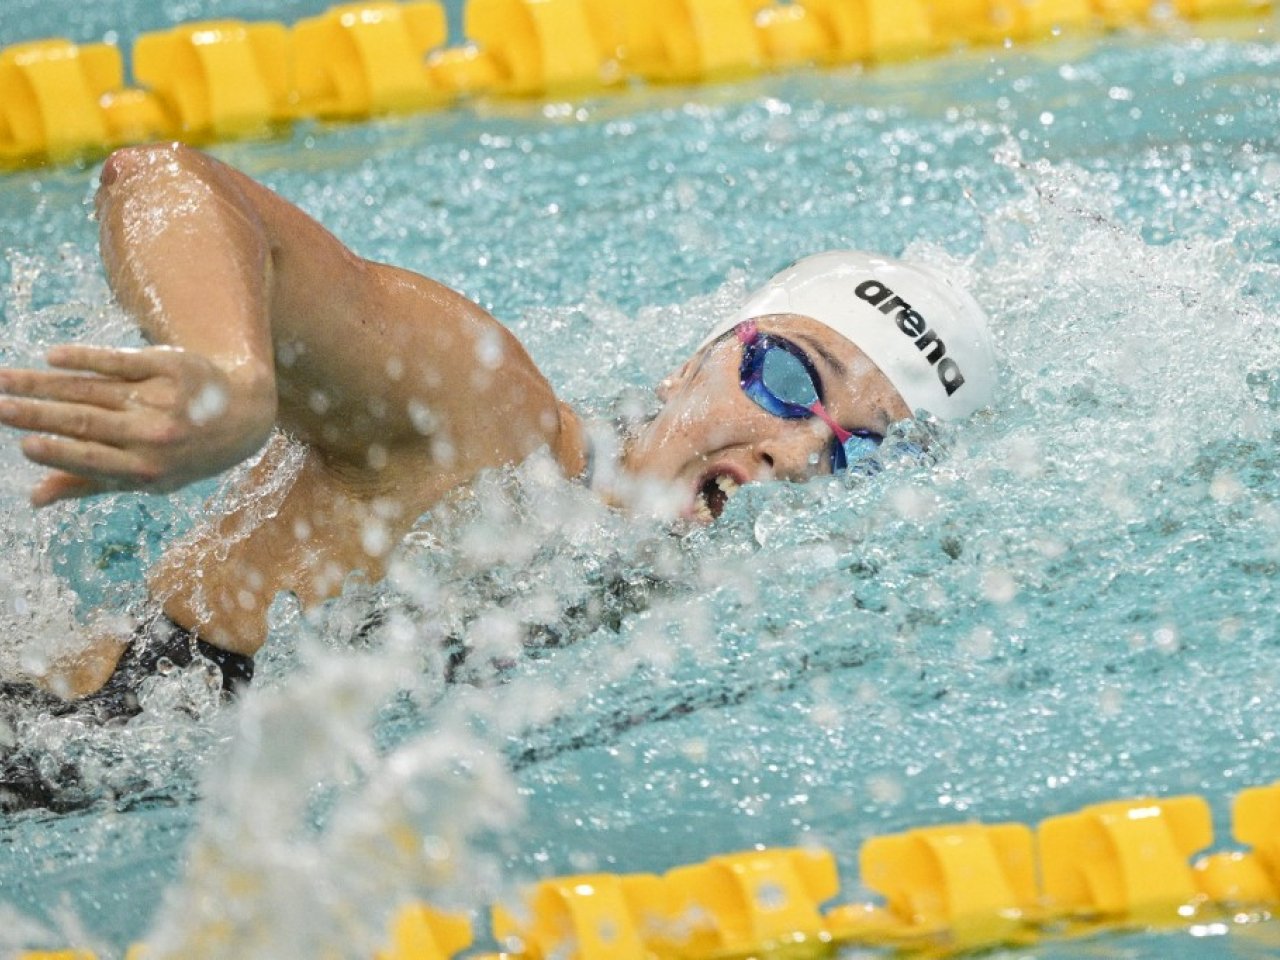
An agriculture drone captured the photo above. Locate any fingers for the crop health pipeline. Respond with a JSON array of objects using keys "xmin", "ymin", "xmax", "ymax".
[
  {"xmin": 0, "ymin": 396, "xmax": 144, "ymax": 446},
  {"xmin": 0, "ymin": 368, "xmax": 133, "ymax": 410},
  {"xmin": 0, "ymin": 345, "xmax": 209, "ymax": 507},
  {"xmin": 45, "ymin": 344, "xmax": 175, "ymax": 380},
  {"xmin": 30, "ymin": 471, "xmax": 99, "ymax": 509},
  {"xmin": 20, "ymin": 434, "xmax": 155, "ymax": 487},
  {"xmin": 0, "ymin": 344, "xmax": 178, "ymax": 406}
]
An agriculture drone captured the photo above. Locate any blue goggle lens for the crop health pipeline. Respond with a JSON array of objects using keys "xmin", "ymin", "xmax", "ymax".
[
  {"xmin": 740, "ymin": 331, "xmax": 884, "ymax": 474},
  {"xmin": 759, "ymin": 347, "xmax": 819, "ymax": 410}
]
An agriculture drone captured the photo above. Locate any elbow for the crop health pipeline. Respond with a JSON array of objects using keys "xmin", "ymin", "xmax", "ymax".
[
  {"xmin": 96, "ymin": 143, "xmax": 214, "ymax": 222},
  {"xmin": 96, "ymin": 143, "xmax": 265, "ymax": 277},
  {"xmin": 99, "ymin": 142, "xmax": 191, "ymax": 193},
  {"xmin": 99, "ymin": 144, "xmax": 148, "ymax": 190}
]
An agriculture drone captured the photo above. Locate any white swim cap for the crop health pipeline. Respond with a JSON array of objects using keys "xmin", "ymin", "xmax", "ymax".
[{"xmin": 703, "ymin": 251, "xmax": 998, "ymax": 420}]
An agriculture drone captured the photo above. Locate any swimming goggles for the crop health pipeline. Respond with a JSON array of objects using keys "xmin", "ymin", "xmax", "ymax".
[{"xmin": 736, "ymin": 320, "xmax": 883, "ymax": 473}]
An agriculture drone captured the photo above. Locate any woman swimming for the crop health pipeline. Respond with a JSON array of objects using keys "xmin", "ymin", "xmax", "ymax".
[{"xmin": 0, "ymin": 143, "xmax": 995, "ymax": 718}]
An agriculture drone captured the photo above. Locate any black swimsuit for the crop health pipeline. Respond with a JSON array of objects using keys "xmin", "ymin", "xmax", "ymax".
[
  {"xmin": 72, "ymin": 613, "xmax": 253, "ymax": 722},
  {"xmin": 0, "ymin": 614, "xmax": 253, "ymax": 812}
]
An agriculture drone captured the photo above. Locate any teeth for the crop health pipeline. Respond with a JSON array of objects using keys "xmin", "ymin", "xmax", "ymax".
[
  {"xmin": 692, "ymin": 474, "xmax": 741, "ymax": 524},
  {"xmin": 715, "ymin": 475, "xmax": 740, "ymax": 497},
  {"xmin": 693, "ymin": 496, "xmax": 713, "ymax": 523}
]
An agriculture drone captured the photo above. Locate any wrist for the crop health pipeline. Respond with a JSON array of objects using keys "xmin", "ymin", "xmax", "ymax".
[{"xmin": 213, "ymin": 358, "xmax": 278, "ymax": 458}]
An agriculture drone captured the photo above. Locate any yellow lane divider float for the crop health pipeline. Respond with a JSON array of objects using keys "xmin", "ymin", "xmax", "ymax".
[
  {"xmin": 21, "ymin": 780, "xmax": 1280, "ymax": 958},
  {"xmin": 0, "ymin": 0, "xmax": 1274, "ymax": 167}
]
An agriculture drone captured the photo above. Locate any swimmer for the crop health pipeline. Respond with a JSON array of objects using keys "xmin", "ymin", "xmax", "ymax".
[{"xmin": 0, "ymin": 143, "xmax": 996, "ymax": 731}]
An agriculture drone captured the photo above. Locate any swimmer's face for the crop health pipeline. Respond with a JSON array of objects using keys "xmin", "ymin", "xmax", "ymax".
[{"xmin": 621, "ymin": 313, "xmax": 911, "ymax": 524}]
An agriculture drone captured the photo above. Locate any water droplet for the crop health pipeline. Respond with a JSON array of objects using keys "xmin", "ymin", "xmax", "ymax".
[
  {"xmin": 1153, "ymin": 625, "xmax": 1180, "ymax": 654},
  {"xmin": 755, "ymin": 881, "xmax": 786, "ymax": 910},
  {"xmin": 981, "ymin": 569, "xmax": 1018, "ymax": 604},
  {"xmin": 187, "ymin": 382, "xmax": 228, "ymax": 425}
]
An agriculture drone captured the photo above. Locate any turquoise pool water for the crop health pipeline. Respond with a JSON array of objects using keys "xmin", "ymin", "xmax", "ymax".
[{"xmin": 2, "ymin": 4, "xmax": 1280, "ymax": 957}]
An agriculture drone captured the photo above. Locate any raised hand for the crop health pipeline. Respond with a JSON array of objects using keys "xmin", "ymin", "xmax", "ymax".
[{"xmin": 0, "ymin": 342, "xmax": 275, "ymax": 507}]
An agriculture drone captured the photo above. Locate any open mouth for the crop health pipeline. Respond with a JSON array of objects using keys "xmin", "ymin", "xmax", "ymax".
[{"xmin": 692, "ymin": 472, "xmax": 742, "ymax": 523}]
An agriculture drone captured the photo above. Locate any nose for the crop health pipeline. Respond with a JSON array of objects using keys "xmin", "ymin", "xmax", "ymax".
[{"xmin": 755, "ymin": 421, "xmax": 829, "ymax": 482}]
